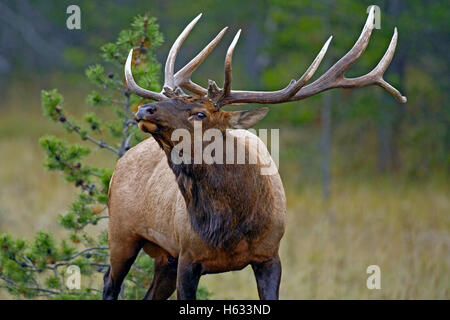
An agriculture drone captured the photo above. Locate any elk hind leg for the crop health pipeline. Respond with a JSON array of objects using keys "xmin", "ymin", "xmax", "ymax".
[
  {"xmin": 142, "ymin": 252, "xmax": 178, "ymax": 300},
  {"xmin": 176, "ymin": 255, "xmax": 202, "ymax": 300},
  {"xmin": 251, "ymin": 255, "xmax": 282, "ymax": 300}
]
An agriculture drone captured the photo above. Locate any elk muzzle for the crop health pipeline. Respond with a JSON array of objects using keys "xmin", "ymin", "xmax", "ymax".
[
  {"xmin": 135, "ymin": 104, "xmax": 160, "ymax": 133},
  {"xmin": 135, "ymin": 104, "xmax": 158, "ymax": 121}
]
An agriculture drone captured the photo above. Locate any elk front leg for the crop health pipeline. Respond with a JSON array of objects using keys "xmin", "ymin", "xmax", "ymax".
[
  {"xmin": 103, "ymin": 237, "xmax": 142, "ymax": 300},
  {"xmin": 176, "ymin": 257, "xmax": 202, "ymax": 300},
  {"xmin": 251, "ymin": 255, "xmax": 282, "ymax": 300}
]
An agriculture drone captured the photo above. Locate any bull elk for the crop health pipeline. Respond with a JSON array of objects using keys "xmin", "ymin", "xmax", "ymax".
[{"xmin": 103, "ymin": 8, "xmax": 406, "ymax": 300}]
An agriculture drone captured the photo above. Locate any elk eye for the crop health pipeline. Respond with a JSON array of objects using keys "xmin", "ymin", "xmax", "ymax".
[
  {"xmin": 195, "ymin": 112, "xmax": 206, "ymax": 119},
  {"xmin": 188, "ymin": 112, "xmax": 207, "ymax": 121}
]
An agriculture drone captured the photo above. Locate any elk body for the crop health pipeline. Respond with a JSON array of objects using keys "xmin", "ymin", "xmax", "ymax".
[{"xmin": 103, "ymin": 8, "xmax": 406, "ymax": 300}]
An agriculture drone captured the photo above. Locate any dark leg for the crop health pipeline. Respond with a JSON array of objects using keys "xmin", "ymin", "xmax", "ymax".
[
  {"xmin": 103, "ymin": 238, "xmax": 142, "ymax": 300},
  {"xmin": 143, "ymin": 255, "xmax": 178, "ymax": 300},
  {"xmin": 251, "ymin": 255, "xmax": 282, "ymax": 300},
  {"xmin": 176, "ymin": 257, "xmax": 202, "ymax": 300}
]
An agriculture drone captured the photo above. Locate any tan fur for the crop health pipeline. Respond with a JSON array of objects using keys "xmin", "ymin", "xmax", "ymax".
[{"xmin": 108, "ymin": 130, "xmax": 286, "ymax": 274}]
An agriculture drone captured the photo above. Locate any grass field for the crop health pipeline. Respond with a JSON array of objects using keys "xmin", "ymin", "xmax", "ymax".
[
  {"xmin": 202, "ymin": 179, "xmax": 449, "ymax": 299},
  {"xmin": 0, "ymin": 88, "xmax": 448, "ymax": 299}
]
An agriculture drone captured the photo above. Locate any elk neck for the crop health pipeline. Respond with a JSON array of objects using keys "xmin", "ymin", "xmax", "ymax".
[{"xmin": 155, "ymin": 134, "xmax": 273, "ymax": 249}]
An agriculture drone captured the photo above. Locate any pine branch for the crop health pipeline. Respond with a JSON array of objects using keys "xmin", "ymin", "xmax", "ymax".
[
  {"xmin": 118, "ymin": 92, "xmax": 136, "ymax": 157},
  {"xmin": 0, "ymin": 12, "xmax": 206, "ymax": 300},
  {"xmin": 62, "ymin": 246, "xmax": 109, "ymax": 261},
  {"xmin": 64, "ymin": 118, "xmax": 120, "ymax": 155},
  {"xmin": 0, "ymin": 276, "xmax": 61, "ymax": 295}
]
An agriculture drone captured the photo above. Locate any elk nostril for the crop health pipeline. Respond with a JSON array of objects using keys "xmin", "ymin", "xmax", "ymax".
[{"xmin": 146, "ymin": 105, "xmax": 157, "ymax": 114}]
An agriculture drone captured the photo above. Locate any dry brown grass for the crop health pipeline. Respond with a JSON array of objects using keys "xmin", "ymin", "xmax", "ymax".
[
  {"xmin": 201, "ymin": 180, "xmax": 449, "ymax": 299},
  {"xmin": 0, "ymin": 90, "xmax": 448, "ymax": 299}
]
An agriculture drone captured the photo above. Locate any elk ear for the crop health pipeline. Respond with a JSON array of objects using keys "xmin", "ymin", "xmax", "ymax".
[{"xmin": 228, "ymin": 108, "xmax": 269, "ymax": 129}]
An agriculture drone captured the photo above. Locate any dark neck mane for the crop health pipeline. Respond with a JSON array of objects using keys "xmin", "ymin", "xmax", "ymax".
[{"xmin": 168, "ymin": 160, "xmax": 272, "ymax": 249}]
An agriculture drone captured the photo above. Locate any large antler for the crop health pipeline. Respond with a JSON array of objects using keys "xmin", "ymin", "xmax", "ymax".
[
  {"xmin": 125, "ymin": 8, "xmax": 406, "ymax": 105},
  {"xmin": 124, "ymin": 13, "xmax": 227, "ymax": 100},
  {"xmin": 208, "ymin": 6, "xmax": 406, "ymax": 106}
]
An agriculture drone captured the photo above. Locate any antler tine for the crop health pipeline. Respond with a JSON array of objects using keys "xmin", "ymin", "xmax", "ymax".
[
  {"xmin": 336, "ymin": 28, "xmax": 407, "ymax": 103},
  {"xmin": 125, "ymin": 14, "xmax": 228, "ymax": 100},
  {"xmin": 297, "ymin": 36, "xmax": 333, "ymax": 87},
  {"xmin": 164, "ymin": 13, "xmax": 203, "ymax": 90},
  {"xmin": 291, "ymin": 6, "xmax": 407, "ymax": 103},
  {"xmin": 181, "ymin": 80, "xmax": 210, "ymax": 96},
  {"xmin": 320, "ymin": 6, "xmax": 377, "ymax": 82},
  {"xmin": 124, "ymin": 49, "xmax": 167, "ymax": 101},
  {"xmin": 375, "ymin": 28, "xmax": 407, "ymax": 103},
  {"xmin": 212, "ymin": 33, "xmax": 332, "ymax": 106},
  {"xmin": 174, "ymin": 27, "xmax": 228, "ymax": 96},
  {"xmin": 223, "ymin": 29, "xmax": 241, "ymax": 96}
]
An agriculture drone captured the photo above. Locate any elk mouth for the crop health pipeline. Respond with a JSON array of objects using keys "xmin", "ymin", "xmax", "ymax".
[
  {"xmin": 135, "ymin": 112, "xmax": 166, "ymax": 133},
  {"xmin": 137, "ymin": 119, "xmax": 165, "ymax": 133}
]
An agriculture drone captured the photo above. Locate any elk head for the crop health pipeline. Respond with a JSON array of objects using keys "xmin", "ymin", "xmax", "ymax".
[{"xmin": 126, "ymin": 9, "xmax": 407, "ymax": 155}]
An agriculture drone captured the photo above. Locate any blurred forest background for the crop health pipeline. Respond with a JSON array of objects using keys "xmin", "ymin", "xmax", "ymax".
[{"xmin": 0, "ymin": 0, "xmax": 448, "ymax": 299}]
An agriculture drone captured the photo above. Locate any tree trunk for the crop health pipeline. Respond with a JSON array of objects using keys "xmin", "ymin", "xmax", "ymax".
[
  {"xmin": 376, "ymin": 0, "xmax": 406, "ymax": 172},
  {"xmin": 321, "ymin": 88, "xmax": 332, "ymax": 202}
]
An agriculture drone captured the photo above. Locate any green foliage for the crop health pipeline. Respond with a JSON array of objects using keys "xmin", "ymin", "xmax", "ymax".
[
  {"xmin": 83, "ymin": 113, "xmax": 101, "ymax": 132},
  {"xmin": 41, "ymin": 89, "xmax": 63, "ymax": 122},
  {"xmin": 0, "ymin": 13, "xmax": 211, "ymax": 300},
  {"xmin": 262, "ymin": 0, "xmax": 449, "ymax": 177}
]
